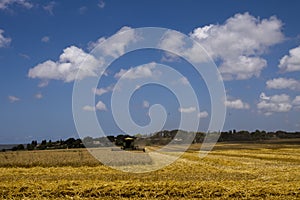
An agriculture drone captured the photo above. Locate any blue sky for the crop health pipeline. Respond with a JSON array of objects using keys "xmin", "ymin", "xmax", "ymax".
[{"xmin": 1, "ymin": 0, "xmax": 300, "ymax": 143}]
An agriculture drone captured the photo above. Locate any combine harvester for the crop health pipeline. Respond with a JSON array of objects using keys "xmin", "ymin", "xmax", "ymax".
[
  {"xmin": 112, "ymin": 136, "xmax": 146, "ymax": 152},
  {"xmin": 121, "ymin": 137, "xmax": 146, "ymax": 152}
]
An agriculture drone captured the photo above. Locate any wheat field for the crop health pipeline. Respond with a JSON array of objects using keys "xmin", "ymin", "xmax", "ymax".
[{"xmin": 0, "ymin": 141, "xmax": 299, "ymax": 199}]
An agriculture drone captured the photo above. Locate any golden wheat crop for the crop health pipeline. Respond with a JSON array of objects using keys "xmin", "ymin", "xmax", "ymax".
[{"xmin": 0, "ymin": 141, "xmax": 299, "ymax": 199}]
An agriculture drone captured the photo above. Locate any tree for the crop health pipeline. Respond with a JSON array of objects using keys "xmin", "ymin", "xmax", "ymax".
[
  {"xmin": 64, "ymin": 138, "xmax": 76, "ymax": 148},
  {"xmin": 41, "ymin": 140, "xmax": 47, "ymax": 145},
  {"xmin": 27, "ymin": 143, "xmax": 34, "ymax": 150},
  {"xmin": 31, "ymin": 140, "xmax": 37, "ymax": 147},
  {"xmin": 47, "ymin": 140, "xmax": 53, "ymax": 147},
  {"xmin": 107, "ymin": 136, "xmax": 115, "ymax": 143},
  {"xmin": 13, "ymin": 144, "xmax": 25, "ymax": 151}
]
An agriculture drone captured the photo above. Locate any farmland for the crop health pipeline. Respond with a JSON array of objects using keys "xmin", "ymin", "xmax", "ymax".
[{"xmin": 0, "ymin": 140, "xmax": 299, "ymax": 199}]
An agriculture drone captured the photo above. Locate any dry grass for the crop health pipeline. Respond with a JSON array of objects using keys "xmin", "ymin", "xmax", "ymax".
[
  {"xmin": 0, "ymin": 141, "xmax": 299, "ymax": 199},
  {"xmin": 0, "ymin": 149, "xmax": 100, "ymax": 167}
]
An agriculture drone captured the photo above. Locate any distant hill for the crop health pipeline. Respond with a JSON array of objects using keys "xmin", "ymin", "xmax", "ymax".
[{"xmin": 0, "ymin": 144, "xmax": 18, "ymax": 150}]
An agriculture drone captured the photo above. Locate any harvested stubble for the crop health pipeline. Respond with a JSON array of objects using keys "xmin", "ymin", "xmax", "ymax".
[{"xmin": 0, "ymin": 141, "xmax": 299, "ymax": 199}]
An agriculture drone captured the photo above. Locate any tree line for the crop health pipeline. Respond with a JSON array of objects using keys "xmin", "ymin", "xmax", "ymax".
[
  {"xmin": 4, "ymin": 138, "xmax": 84, "ymax": 152},
  {"xmin": 2, "ymin": 129, "xmax": 300, "ymax": 152}
]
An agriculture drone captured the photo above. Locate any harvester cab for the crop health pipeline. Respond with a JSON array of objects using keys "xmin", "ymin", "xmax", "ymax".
[{"xmin": 122, "ymin": 137, "xmax": 135, "ymax": 149}]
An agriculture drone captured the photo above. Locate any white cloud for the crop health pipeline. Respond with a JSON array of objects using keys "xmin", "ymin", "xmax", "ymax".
[
  {"xmin": 224, "ymin": 98, "xmax": 250, "ymax": 109},
  {"xmin": 93, "ymin": 85, "xmax": 114, "ymax": 96},
  {"xmin": 257, "ymin": 93, "xmax": 292, "ymax": 115},
  {"xmin": 158, "ymin": 30, "xmax": 211, "ymax": 63},
  {"xmin": 219, "ymin": 56, "xmax": 267, "ymax": 80},
  {"xmin": 0, "ymin": 0, "xmax": 33, "ymax": 10},
  {"xmin": 260, "ymin": 92, "xmax": 270, "ymax": 100},
  {"xmin": 8, "ymin": 95, "xmax": 20, "ymax": 103},
  {"xmin": 197, "ymin": 111, "xmax": 208, "ymax": 118},
  {"xmin": 159, "ymin": 30, "xmax": 186, "ymax": 54},
  {"xmin": 266, "ymin": 77, "xmax": 300, "ymax": 90},
  {"xmin": 0, "ymin": 29, "xmax": 11, "ymax": 47},
  {"xmin": 159, "ymin": 13, "xmax": 284, "ymax": 80},
  {"xmin": 82, "ymin": 101, "xmax": 107, "ymax": 112},
  {"xmin": 179, "ymin": 77, "xmax": 189, "ymax": 85},
  {"xmin": 190, "ymin": 13, "xmax": 284, "ymax": 80},
  {"xmin": 28, "ymin": 27, "xmax": 137, "ymax": 84},
  {"xmin": 279, "ymin": 46, "xmax": 300, "ymax": 72},
  {"xmin": 82, "ymin": 105, "xmax": 95, "ymax": 112},
  {"xmin": 97, "ymin": 0, "xmax": 105, "ymax": 8},
  {"xmin": 257, "ymin": 101, "xmax": 292, "ymax": 115},
  {"xmin": 292, "ymin": 96, "xmax": 300, "ymax": 105},
  {"xmin": 143, "ymin": 100, "xmax": 150, "ymax": 108},
  {"xmin": 293, "ymin": 96, "xmax": 300, "ymax": 111},
  {"xmin": 38, "ymin": 80, "xmax": 49, "ymax": 88},
  {"xmin": 115, "ymin": 62, "xmax": 160, "ymax": 80},
  {"xmin": 41, "ymin": 36, "xmax": 50, "ymax": 43},
  {"xmin": 178, "ymin": 106, "xmax": 196, "ymax": 113},
  {"xmin": 34, "ymin": 93, "xmax": 43, "ymax": 99},
  {"xmin": 87, "ymin": 37, "xmax": 105, "ymax": 51},
  {"xmin": 269, "ymin": 94, "xmax": 290, "ymax": 103},
  {"xmin": 43, "ymin": 1, "xmax": 55, "ymax": 15},
  {"xmin": 88, "ymin": 26, "xmax": 137, "ymax": 58},
  {"xmin": 96, "ymin": 100, "xmax": 107, "ymax": 111},
  {"xmin": 93, "ymin": 88, "xmax": 108, "ymax": 96},
  {"xmin": 28, "ymin": 46, "xmax": 104, "ymax": 82},
  {"xmin": 161, "ymin": 52, "xmax": 181, "ymax": 63}
]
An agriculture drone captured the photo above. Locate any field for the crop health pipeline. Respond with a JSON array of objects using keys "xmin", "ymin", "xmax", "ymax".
[{"xmin": 0, "ymin": 140, "xmax": 299, "ymax": 199}]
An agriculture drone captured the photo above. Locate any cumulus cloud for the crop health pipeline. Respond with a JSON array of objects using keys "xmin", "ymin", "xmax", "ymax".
[
  {"xmin": 0, "ymin": 0, "xmax": 33, "ymax": 10},
  {"xmin": 41, "ymin": 36, "xmax": 50, "ymax": 43},
  {"xmin": 82, "ymin": 105, "xmax": 95, "ymax": 112},
  {"xmin": 93, "ymin": 88, "xmax": 107, "ymax": 96},
  {"xmin": 28, "ymin": 27, "xmax": 137, "ymax": 84},
  {"xmin": 143, "ymin": 100, "xmax": 150, "ymax": 108},
  {"xmin": 38, "ymin": 80, "xmax": 49, "ymax": 88},
  {"xmin": 279, "ymin": 46, "xmax": 300, "ymax": 72},
  {"xmin": 92, "ymin": 84, "xmax": 114, "ymax": 96},
  {"xmin": 224, "ymin": 98, "xmax": 250, "ymax": 109},
  {"xmin": 179, "ymin": 77, "xmax": 189, "ymax": 85},
  {"xmin": 190, "ymin": 13, "xmax": 284, "ymax": 80},
  {"xmin": 219, "ymin": 56, "xmax": 267, "ymax": 80},
  {"xmin": 28, "ymin": 46, "xmax": 104, "ymax": 82},
  {"xmin": 293, "ymin": 96, "xmax": 300, "ymax": 111},
  {"xmin": 266, "ymin": 77, "xmax": 300, "ymax": 90},
  {"xmin": 161, "ymin": 52, "xmax": 181, "ymax": 63},
  {"xmin": 0, "ymin": 29, "xmax": 11, "ymax": 47},
  {"xmin": 82, "ymin": 101, "xmax": 107, "ymax": 112},
  {"xmin": 88, "ymin": 26, "xmax": 138, "ymax": 58},
  {"xmin": 292, "ymin": 96, "xmax": 300, "ymax": 105},
  {"xmin": 260, "ymin": 92, "xmax": 270, "ymax": 100},
  {"xmin": 96, "ymin": 100, "xmax": 107, "ymax": 111},
  {"xmin": 159, "ymin": 30, "xmax": 186, "ymax": 54},
  {"xmin": 178, "ymin": 106, "xmax": 196, "ymax": 113},
  {"xmin": 158, "ymin": 30, "xmax": 212, "ymax": 63},
  {"xmin": 257, "ymin": 93, "xmax": 292, "ymax": 115},
  {"xmin": 158, "ymin": 13, "xmax": 284, "ymax": 80},
  {"xmin": 269, "ymin": 94, "xmax": 290, "ymax": 103},
  {"xmin": 114, "ymin": 62, "xmax": 161, "ymax": 80},
  {"xmin": 8, "ymin": 95, "xmax": 20, "ymax": 103},
  {"xmin": 197, "ymin": 111, "xmax": 208, "ymax": 118}
]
